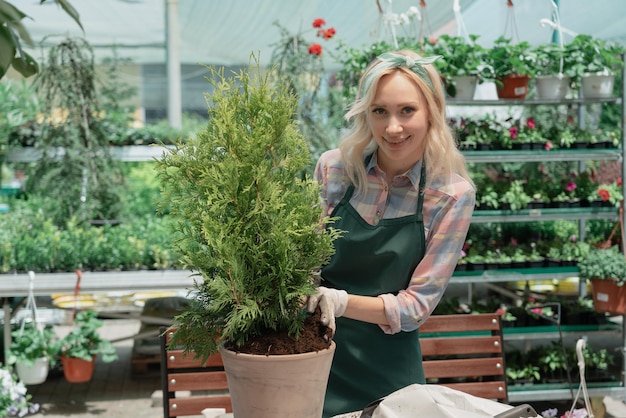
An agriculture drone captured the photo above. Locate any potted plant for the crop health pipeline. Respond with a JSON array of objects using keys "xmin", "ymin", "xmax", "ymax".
[
  {"xmin": 0, "ymin": 364, "xmax": 40, "ymax": 416},
  {"xmin": 8, "ymin": 322, "xmax": 58, "ymax": 385},
  {"xmin": 155, "ymin": 59, "xmax": 340, "ymax": 418},
  {"xmin": 578, "ymin": 245, "xmax": 626, "ymax": 315},
  {"xmin": 430, "ymin": 34, "xmax": 490, "ymax": 99},
  {"xmin": 57, "ymin": 310, "xmax": 118, "ymax": 383},
  {"xmin": 531, "ymin": 42, "xmax": 573, "ymax": 100},
  {"xmin": 484, "ymin": 36, "xmax": 535, "ymax": 99},
  {"xmin": 566, "ymin": 34, "xmax": 625, "ymax": 98}
]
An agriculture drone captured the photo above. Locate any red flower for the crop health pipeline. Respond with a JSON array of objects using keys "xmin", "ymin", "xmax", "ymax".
[
  {"xmin": 544, "ymin": 141, "xmax": 553, "ymax": 151},
  {"xmin": 312, "ymin": 18, "xmax": 326, "ymax": 28},
  {"xmin": 509, "ymin": 126, "xmax": 518, "ymax": 139},
  {"xmin": 618, "ymin": 177, "xmax": 623, "ymax": 187},
  {"xmin": 565, "ymin": 181, "xmax": 577, "ymax": 192},
  {"xmin": 598, "ymin": 188, "xmax": 611, "ymax": 201},
  {"xmin": 308, "ymin": 43, "xmax": 323, "ymax": 56},
  {"xmin": 320, "ymin": 27, "xmax": 336, "ymax": 39},
  {"xmin": 526, "ymin": 117, "xmax": 536, "ymax": 129}
]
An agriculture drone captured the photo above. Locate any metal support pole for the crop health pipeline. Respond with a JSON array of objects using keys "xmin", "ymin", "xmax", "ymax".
[{"xmin": 165, "ymin": 0, "xmax": 182, "ymax": 129}]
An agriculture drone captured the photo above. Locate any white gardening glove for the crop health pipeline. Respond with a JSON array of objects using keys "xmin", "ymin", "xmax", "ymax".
[{"xmin": 306, "ymin": 286, "xmax": 348, "ymax": 335}]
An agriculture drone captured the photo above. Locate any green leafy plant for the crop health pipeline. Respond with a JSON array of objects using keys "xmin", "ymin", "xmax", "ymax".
[
  {"xmin": 58, "ymin": 310, "xmax": 118, "ymax": 362},
  {"xmin": 0, "ymin": 0, "xmax": 82, "ymax": 78},
  {"xmin": 578, "ymin": 245, "xmax": 626, "ymax": 286},
  {"xmin": 8, "ymin": 322, "xmax": 59, "ymax": 366},
  {"xmin": 155, "ymin": 58, "xmax": 341, "ymax": 360},
  {"xmin": 531, "ymin": 42, "xmax": 573, "ymax": 78},
  {"xmin": 484, "ymin": 37, "xmax": 535, "ymax": 82},
  {"xmin": 499, "ymin": 180, "xmax": 532, "ymax": 210},
  {"xmin": 566, "ymin": 34, "xmax": 625, "ymax": 85},
  {"xmin": 27, "ymin": 37, "xmax": 126, "ymax": 227},
  {"xmin": 430, "ymin": 34, "xmax": 491, "ymax": 96}
]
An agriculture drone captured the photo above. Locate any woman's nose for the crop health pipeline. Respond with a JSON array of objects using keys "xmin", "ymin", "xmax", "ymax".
[{"xmin": 386, "ymin": 116, "xmax": 403, "ymax": 134}]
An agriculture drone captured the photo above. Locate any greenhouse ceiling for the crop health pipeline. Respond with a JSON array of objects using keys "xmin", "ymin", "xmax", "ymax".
[{"xmin": 19, "ymin": 0, "xmax": 626, "ymax": 71}]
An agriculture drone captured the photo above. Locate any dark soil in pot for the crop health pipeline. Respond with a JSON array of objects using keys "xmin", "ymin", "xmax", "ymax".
[{"xmin": 226, "ymin": 308, "xmax": 333, "ymax": 355}]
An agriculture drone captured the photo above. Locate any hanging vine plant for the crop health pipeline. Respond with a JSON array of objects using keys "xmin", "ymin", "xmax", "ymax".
[{"xmin": 27, "ymin": 37, "xmax": 126, "ymax": 227}]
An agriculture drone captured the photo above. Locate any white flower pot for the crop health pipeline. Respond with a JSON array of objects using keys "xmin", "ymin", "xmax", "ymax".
[
  {"xmin": 449, "ymin": 75, "xmax": 478, "ymax": 100},
  {"xmin": 16, "ymin": 357, "xmax": 49, "ymax": 385},
  {"xmin": 535, "ymin": 75, "xmax": 570, "ymax": 100},
  {"xmin": 581, "ymin": 73, "xmax": 615, "ymax": 98}
]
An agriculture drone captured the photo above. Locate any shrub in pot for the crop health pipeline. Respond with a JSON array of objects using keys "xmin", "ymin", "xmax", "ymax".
[
  {"xmin": 155, "ymin": 59, "xmax": 341, "ymax": 417},
  {"xmin": 57, "ymin": 310, "xmax": 118, "ymax": 383},
  {"xmin": 578, "ymin": 245, "xmax": 626, "ymax": 315},
  {"xmin": 8, "ymin": 322, "xmax": 58, "ymax": 385}
]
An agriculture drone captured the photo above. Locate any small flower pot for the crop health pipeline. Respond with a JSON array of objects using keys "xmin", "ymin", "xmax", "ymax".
[
  {"xmin": 449, "ymin": 75, "xmax": 478, "ymax": 100},
  {"xmin": 61, "ymin": 355, "xmax": 96, "ymax": 383},
  {"xmin": 581, "ymin": 73, "xmax": 615, "ymax": 99},
  {"xmin": 535, "ymin": 75, "xmax": 570, "ymax": 100},
  {"xmin": 591, "ymin": 278, "xmax": 626, "ymax": 315},
  {"xmin": 16, "ymin": 357, "xmax": 49, "ymax": 385},
  {"xmin": 496, "ymin": 74, "xmax": 531, "ymax": 99}
]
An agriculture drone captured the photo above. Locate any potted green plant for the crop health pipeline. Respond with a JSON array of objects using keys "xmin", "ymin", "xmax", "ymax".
[
  {"xmin": 578, "ymin": 245, "xmax": 626, "ymax": 315},
  {"xmin": 155, "ymin": 59, "xmax": 340, "ymax": 418},
  {"xmin": 484, "ymin": 36, "xmax": 535, "ymax": 99},
  {"xmin": 566, "ymin": 34, "xmax": 625, "ymax": 98},
  {"xmin": 8, "ymin": 322, "xmax": 58, "ymax": 385},
  {"xmin": 431, "ymin": 34, "xmax": 490, "ymax": 99},
  {"xmin": 531, "ymin": 42, "xmax": 573, "ymax": 100},
  {"xmin": 57, "ymin": 310, "xmax": 118, "ymax": 383}
]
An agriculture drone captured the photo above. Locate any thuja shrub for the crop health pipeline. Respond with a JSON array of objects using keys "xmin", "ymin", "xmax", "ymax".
[{"xmin": 155, "ymin": 58, "xmax": 341, "ymax": 359}]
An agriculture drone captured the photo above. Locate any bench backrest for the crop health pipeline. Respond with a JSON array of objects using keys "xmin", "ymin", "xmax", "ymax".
[
  {"xmin": 420, "ymin": 313, "xmax": 508, "ymax": 402},
  {"xmin": 160, "ymin": 328, "xmax": 232, "ymax": 418}
]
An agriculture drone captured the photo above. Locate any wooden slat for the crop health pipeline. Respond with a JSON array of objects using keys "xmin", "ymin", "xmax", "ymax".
[
  {"xmin": 169, "ymin": 395, "xmax": 232, "ymax": 417},
  {"xmin": 437, "ymin": 381, "xmax": 507, "ymax": 400},
  {"xmin": 420, "ymin": 336, "xmax": 502, "ymax": 356},
  {"xmin": 166, "ymin": 349, "xmax": 224, "ymax": 369},
  {"xmin": 420, "ymin": 313, "xmax": 500, "ymax": 333},
  {"xmin": 423, "ymin": 357, "xmax": 505, "ymax": 379},
  {"xmin": 167, "ymin": 371, "xmax": 229, "ymax": 392}
]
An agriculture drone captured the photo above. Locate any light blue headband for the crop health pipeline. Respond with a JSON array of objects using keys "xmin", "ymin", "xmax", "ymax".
[{"xmin": 361, "ymin": 52, "xmax": 442, "ymax": 95}]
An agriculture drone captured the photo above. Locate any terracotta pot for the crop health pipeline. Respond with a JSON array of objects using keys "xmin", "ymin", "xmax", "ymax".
[
  {"xmin": 61, "ymin": 355, "xmax": 96, "ymax": 383},
  {"xmin": 496, "ymin": 74, "xmax": 531, "ymax": 99},
  {"xmin": 581, "ymin": 73, "xmax": 615, "ymax": 99},
  {"xmin": 535, "ymin": 75, "xmax": 570, "ymax": 100},
  {"xmin": 219, "ymin": 342, "xmax": 335, "ymax": 418},
  {"xmin": 16, "ymin": 357, "xmax": 49, "ymax": 385},
  {"xmin": 591, "ymin": 278, "xmax": 626, "ymax": 315}
]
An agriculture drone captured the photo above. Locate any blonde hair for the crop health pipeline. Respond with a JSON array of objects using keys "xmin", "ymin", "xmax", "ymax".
[{"xmin": 338, "ymin": 49, "xmax": 474, "ymax": 196}]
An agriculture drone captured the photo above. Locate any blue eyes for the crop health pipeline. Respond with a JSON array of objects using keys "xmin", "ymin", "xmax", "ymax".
[{"xmin": 371, "ymin": 107, "xmax": 416, "ymax": 116}]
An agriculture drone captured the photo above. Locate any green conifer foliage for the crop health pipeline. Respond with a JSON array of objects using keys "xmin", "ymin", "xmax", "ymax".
[{"xmin": 156, "ymin": 58, "xmax": 340, "ymax": 360}]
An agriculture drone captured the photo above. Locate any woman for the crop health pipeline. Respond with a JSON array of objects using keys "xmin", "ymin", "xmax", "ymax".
[{"xmin": 307, "ymin": 50, "xmax": 476, "ymax": 417}]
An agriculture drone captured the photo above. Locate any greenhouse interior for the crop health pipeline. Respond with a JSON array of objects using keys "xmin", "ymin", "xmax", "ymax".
[{"xmin": 2, "ymin": 0, "xmax": 626, "ymax": 417}]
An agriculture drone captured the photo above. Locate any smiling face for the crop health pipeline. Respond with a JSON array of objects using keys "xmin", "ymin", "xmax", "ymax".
[{"xmin": 368, "ymin": 71, "xmax": 430, "ymax": 178}]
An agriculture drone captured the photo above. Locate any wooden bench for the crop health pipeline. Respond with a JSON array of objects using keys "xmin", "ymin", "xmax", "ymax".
[
  {"xmin": 420, "ymin": 313, "xmax": 508, "ymax": 402},
  {"xmin": 160, "ymin": 313, "xmax": 507, "ymax": 417},
  {"xmin": 160, "ymin": 327, "xmax": 232, "ymax": 418}
]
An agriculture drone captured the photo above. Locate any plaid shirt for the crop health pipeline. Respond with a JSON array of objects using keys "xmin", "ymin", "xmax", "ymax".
[{"xmin": 314, "ymin": 149, "xmax": 475, "ymax": 334}]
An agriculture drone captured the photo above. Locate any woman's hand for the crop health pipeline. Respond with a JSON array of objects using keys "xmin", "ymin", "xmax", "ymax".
[{"xmin": 306, "ymin": 286, "xmax": 348, "ymax": 334}]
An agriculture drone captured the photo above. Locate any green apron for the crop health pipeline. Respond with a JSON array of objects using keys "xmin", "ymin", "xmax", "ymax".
[{"xmin": 321, "ymin": 162, "xmax": 427, "ymax": 418}]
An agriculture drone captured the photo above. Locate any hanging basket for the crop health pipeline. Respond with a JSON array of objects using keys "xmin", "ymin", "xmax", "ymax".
[
  {"xmin": 590, "ymin": 278, "xmax": 626, "ymax": 315},
  {"xmin": 496, "ymin": 74, "xmax": 530, "ymax": 99},
  {"xmin": 535, "ymin": 75, "xmax": 570, "ymax": 100},
  {"xmin": 581, "ymin": 73, "xmax": 615, "ymax": 99}
]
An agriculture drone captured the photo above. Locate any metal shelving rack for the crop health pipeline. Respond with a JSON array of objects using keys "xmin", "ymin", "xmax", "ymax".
[{"xmin": 447, "ymin": 73, "xmax": 626, "ymax": 402}]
